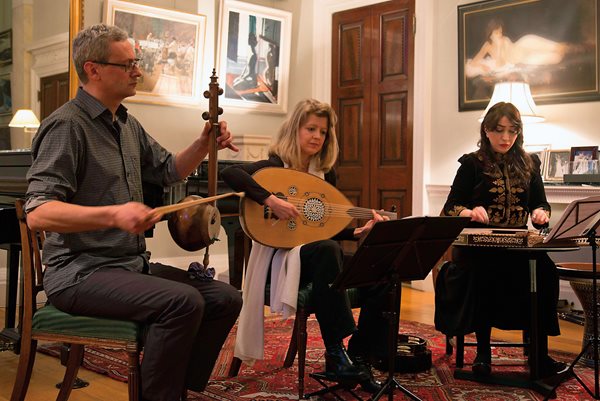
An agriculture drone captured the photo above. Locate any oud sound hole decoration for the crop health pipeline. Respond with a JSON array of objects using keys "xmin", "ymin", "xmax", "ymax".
[
  {"xmin": 288, "ymin": 185, "xmax": 298, "ymax": 196},
  {"xmin": 303, "ymin": 197, "xmax": 325, "ymax": 222},
  {"xmin": 287, "ymin": 220, "xmax": 297, "ymax": 230}
]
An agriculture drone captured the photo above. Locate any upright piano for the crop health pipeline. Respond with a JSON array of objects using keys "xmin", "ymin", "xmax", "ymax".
[
  {"xmin": 0, "ymin": 150, "xmax": 31, "ymax": 352},
  {"xmin": 0, "ymin": 150, "xmax": 248, "ymax": 352}
]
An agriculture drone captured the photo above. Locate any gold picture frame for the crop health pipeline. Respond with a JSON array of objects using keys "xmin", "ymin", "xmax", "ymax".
[{"xmin": 458, "ymin": 0, "xmax": 600, "ymax": 111}]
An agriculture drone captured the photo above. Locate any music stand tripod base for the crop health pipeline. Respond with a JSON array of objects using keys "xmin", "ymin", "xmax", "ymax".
[
  {"xmin": 331, "ymin": 216, "xmax": 471, "ymax": 401},
  {"xmin": 305, "ymin": 372, "xmax": 365, "ymax": 401},
  {"xmin": 542, "ymin": 196, "xmax": 600, "ymax": 400}
]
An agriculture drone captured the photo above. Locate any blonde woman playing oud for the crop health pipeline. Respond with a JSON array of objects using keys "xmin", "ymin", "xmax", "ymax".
[{"xmin": 222, "ymin": 99, "xmax": 389, "ymax": 393}]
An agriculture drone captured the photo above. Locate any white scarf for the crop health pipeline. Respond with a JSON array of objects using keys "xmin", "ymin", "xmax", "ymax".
[{"xmin": 234, "ymin": 160, "xmax": 325, "ymax": 364}]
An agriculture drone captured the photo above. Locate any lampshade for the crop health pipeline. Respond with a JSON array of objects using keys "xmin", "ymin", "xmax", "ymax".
[
  {"xmin": 479, "ymin": 82, "xmax": 545, "ymax": 124},
  {"xmin": 9, "ymin": 109, "xmax": 41, "ymax": 129}
]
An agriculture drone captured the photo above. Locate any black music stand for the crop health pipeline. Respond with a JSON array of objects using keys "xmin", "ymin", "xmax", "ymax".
[
  {"xmin": 543, "ymin": 195, "xmax": 600, "ymax": 400},
  {"xmin": 309, "ymin": 216, "xmax": 470, "ymax": 401}
]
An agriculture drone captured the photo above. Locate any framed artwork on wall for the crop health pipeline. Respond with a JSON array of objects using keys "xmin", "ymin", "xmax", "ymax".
[
  {"xmin": 104, "ymin": 0, "xmax": 207, "ymax": 108},
  {"xmin": 0, "ymin": 30, "xmax": 11, "ymax": 67},
  {"xmin": 544, "ymin": 149, "xmax": 570, "ymax": 182},
  {"xmin": 217, "ymin": 0, "xmax": 292, "ymax": 114},
  {"xmin": 458, "ymin": 0, "xmax": 600, "ymax": 111},
  {"xmin": 0, "ymin": 73, "xmax": 11, "ymax": 116}
]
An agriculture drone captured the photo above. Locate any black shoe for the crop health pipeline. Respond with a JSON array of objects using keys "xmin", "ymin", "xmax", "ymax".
[
  {"xmin": 534, "ymin": 355, "xmax": 568, "ymax": 378},
  {"xmin": 325, "ymin": 344, "xmax": 369, "ymax": 383},
  {"xmin": 472, "ymin": 352, "xmax": 491, "ymax": 376},
  {"xmin": 348, "ymin": 353, "xmax": 383, "ymax": 394}
]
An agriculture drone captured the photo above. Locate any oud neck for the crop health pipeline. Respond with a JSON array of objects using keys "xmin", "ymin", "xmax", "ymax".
[{"xmin": 347, "ymin": 207, "xmax": 397, "ymax": 220}]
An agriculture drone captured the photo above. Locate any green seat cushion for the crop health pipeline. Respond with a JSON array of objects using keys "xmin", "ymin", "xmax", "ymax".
[{"xmin": 32, "ymin": 304, "xmax": 141, "ymax": 341}]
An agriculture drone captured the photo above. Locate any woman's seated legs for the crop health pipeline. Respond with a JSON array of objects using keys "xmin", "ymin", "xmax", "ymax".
[
  {"xmin": 441, "ymin": 248, "xmax": 563, "ymax": 377},
  {"xmin": 300, "ymin": 240, "xmax": 355, "ymax": 346},
  {"xmin": 347, "ymin": 283, "xmax": 389, "ymax": 362},
  {"xmin": 299, "ymin": 240, "xmax": 381, "ymax": 392},
  {"xmin": 473, "ymin": 326, "xmax": 492, "ymax": 376}
]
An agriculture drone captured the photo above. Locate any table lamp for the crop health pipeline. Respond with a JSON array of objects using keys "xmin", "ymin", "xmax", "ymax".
[
  {"xmin": 9, "ymin": 109, "xmax": 41, "ymax": 135},
  {"xmin": 478, "ymin": 82, "xmax": 545, "ymax": 124}
]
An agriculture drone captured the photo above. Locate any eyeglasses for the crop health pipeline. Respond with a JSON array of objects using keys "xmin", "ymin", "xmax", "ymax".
[{"xmin": 91, "ymin": 59, "xmax": 141, "ymax": 72}]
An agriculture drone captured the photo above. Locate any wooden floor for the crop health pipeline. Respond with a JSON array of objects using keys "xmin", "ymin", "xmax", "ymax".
[{"xmin": 0, "ymin": 286, "xmax": 585, "ymax": 401}]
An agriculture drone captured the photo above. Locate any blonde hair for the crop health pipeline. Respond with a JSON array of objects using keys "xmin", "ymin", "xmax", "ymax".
[{"xmin": 269, "ymin": 99, "xmax": 339, "ymax": 172}]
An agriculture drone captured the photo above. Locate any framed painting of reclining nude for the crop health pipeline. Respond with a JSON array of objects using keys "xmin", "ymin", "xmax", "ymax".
[
  {"xmin": 104, "ymin": 0, "xmax": 207, "ymax": 108},
  {"xmin": 458, "ymin": 0, "xmax": 600, "ymax": 111}
]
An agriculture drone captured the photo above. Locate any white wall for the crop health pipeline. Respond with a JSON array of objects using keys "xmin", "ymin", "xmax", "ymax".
[{"xmin": 429, "ymin": 0, "xmax": 600, "ymax": 192}]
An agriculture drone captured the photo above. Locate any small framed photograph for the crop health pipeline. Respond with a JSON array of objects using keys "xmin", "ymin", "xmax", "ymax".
[
  {"xmin": 0, "ymin": 73, "xmax": 11, "ymax": 116},
  {"xmin": 524, "ymin": 144, "xmax": 550, "ymax": 177},
  {"xmin": 104, "ymin": 0, "xmax": 207, "ymax": 108},
  {"xmin": 544, "ymin": 149, "xmax": 570, "ymax": 182},
  {"xmin": 0, "ymin": 29, "xmax": 11, "ymax": 67},
  {"xmin": 570, "ymin": 146, "xmax": 599, "ymax": 174},
  {"xmin": 217, "ymin": 0, "xmax": 292, "ymax": 114}
]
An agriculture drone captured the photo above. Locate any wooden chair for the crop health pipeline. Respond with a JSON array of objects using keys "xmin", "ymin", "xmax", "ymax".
[
  {"xmin": 228, "ymin": 263, "xmax": 360, "ymax": 399},
  {"xmin": 434, "ymin": 257, "xmax": 528, "ymax": 368},
  {"xmin": 10, "ymin": 199, "xmax": 144, "ymax": 401}
]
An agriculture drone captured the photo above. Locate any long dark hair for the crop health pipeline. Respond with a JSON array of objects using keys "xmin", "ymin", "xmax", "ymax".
[{"xmin": 478, "ymin": 102, "xmax": 534, "ymax": 184}]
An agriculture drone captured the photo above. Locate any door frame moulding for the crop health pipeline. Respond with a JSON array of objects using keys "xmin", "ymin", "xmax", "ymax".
[{"xmin": 28, "ymin": 33, "xmax": 69, "ymax": 118}]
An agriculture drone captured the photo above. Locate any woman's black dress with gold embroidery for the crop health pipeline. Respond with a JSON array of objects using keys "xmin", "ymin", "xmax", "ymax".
[{"xmin": 435, "ymin": 152, "xmax": 560, "ymax": 337}]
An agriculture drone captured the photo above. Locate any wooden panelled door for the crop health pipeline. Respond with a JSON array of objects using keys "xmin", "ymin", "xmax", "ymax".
[
  {"xmin": 40, "ymin": 72, "xmax": 69, "ymax": 120},
  {"xmin": 332, "ymin": 0, "xmax": 415, "ymax": 219}
]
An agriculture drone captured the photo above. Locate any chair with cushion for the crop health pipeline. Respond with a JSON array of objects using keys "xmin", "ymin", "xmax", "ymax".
[
  {"xmin": 10, "ymin": 199, "xmax": 144, "ymax": 401},
  {"xmin": 227, "ymin": 261, "xmax": 361, "ymax": 399},
  {"xmin": 434, "ymin": 257, "xmax": 529, "ymax": 369}
]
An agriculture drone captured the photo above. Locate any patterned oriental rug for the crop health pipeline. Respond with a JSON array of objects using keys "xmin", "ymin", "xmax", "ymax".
[{"xmin": 38, "ymin": 314, "xmax": 597, "ymax": 401}]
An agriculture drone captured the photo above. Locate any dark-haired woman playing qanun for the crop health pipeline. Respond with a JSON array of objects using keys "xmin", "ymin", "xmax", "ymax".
[{"xmin": 435, "ymin": 102, "xmax": 566, "ymax": 378}]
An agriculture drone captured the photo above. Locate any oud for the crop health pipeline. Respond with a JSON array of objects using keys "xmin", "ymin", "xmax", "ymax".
[{"xmin": 240, "ymin": 167, "xmax": 396, "ymax": 248}]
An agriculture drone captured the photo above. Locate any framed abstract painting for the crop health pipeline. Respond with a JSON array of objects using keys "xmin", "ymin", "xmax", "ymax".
[{"xmin": 217, "ymin": 0, "xmax": 292, "ymax": 114}]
